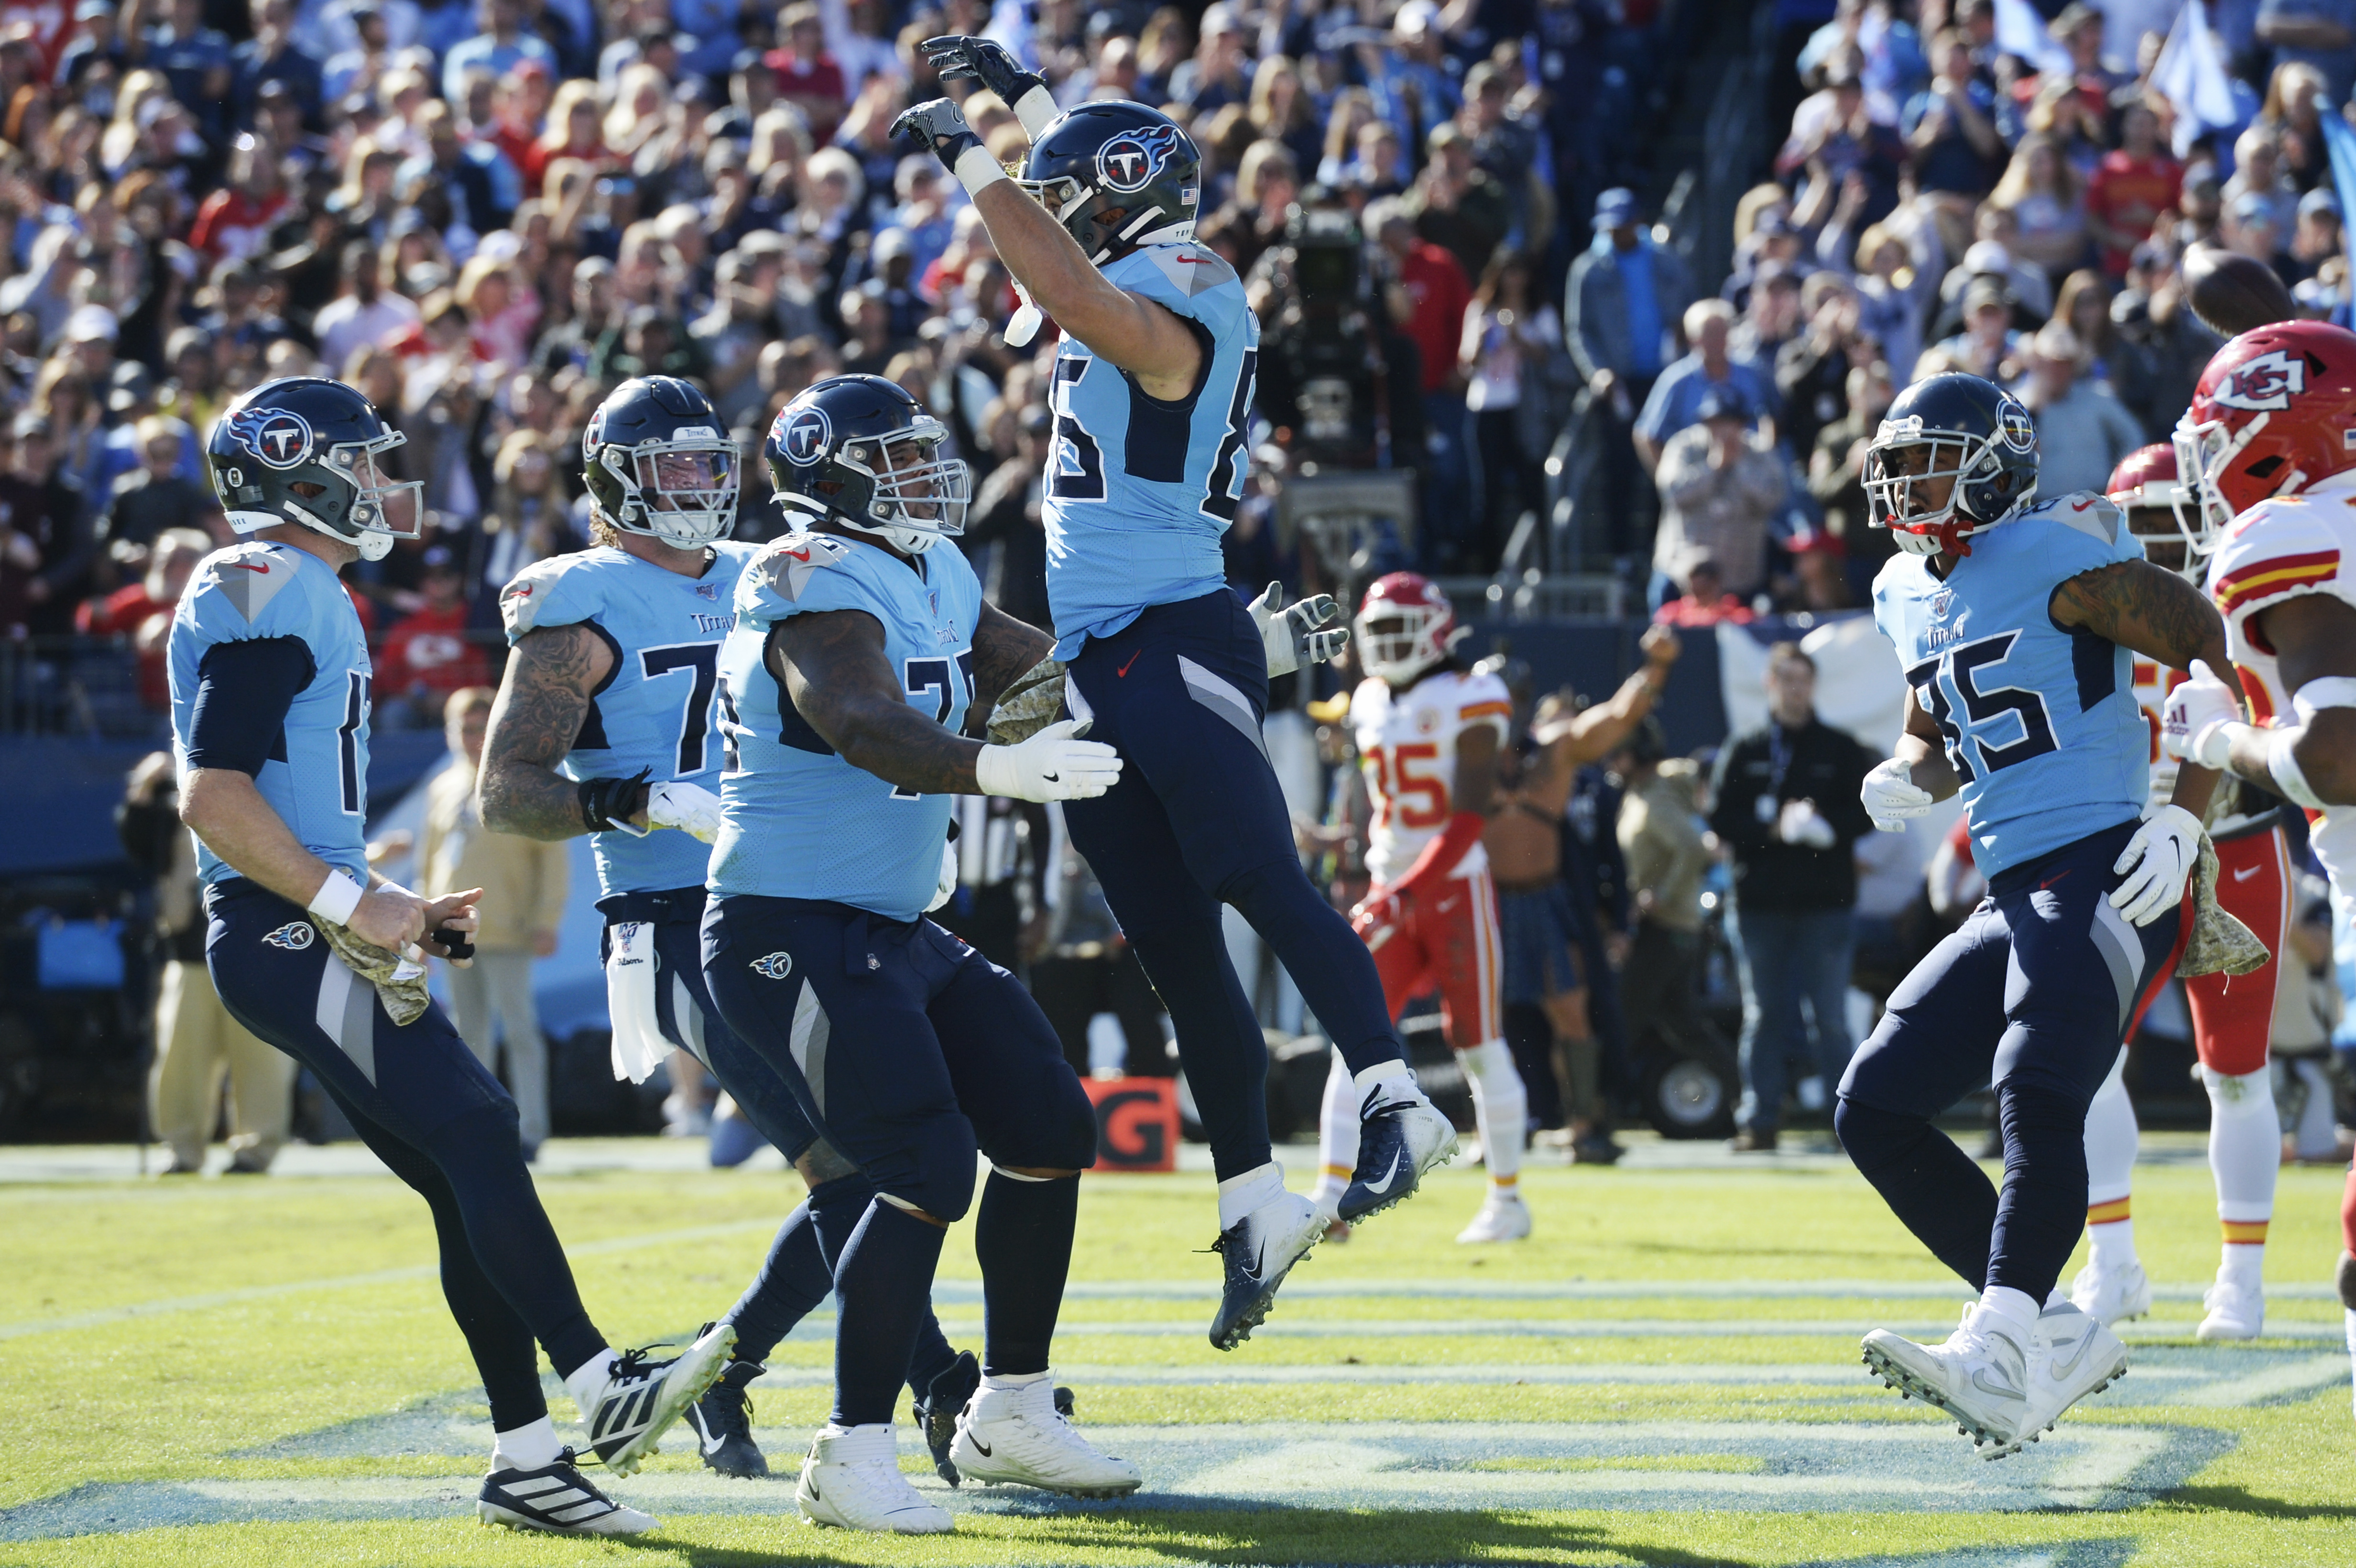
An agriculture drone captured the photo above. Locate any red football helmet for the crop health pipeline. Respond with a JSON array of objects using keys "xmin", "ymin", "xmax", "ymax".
[
  {"xmin": 2105, "ymin": 442, "xmax": 2201, "ymax": 572},
  {"xmin": 1354, "ymin": 572, "xmax": 1463, "ymax": 685},
  {"xmin": 2175, "ymin": 320, "xmax": 2356, "ymax": 552}
]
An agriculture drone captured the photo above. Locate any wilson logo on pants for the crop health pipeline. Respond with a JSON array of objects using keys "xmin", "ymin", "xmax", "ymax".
[
  {"xmin": 749, "ymin": 952, "xmax": 794, "ymax": 980},
  {"xmin": 262, "ymin": 921, "xmax": 315, "ymax": 950}
]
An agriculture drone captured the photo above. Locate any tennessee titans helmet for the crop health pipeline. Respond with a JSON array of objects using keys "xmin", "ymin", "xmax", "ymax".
[
  {"xmin": 582, "ymin": 375, "xmax": 741, "ymax": 550},
  {"xmin": 1015, "ymin": 101, "xmax": 1201, "ymax": 266},
  {"xmin": 764, "ymin": 374, "xmax": 971, "ymax": 555},
  {"xmin": 1862, "ymin": 372, "xmax": 2040, "ymax": 558},
  {"xmin": 208, "ymin": 378, "xmax": 422, "ymax": 563}
]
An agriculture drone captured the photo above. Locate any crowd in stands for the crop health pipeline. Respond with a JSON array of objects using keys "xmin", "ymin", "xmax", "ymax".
[{"xmin": 0, "ymin": 0, "xmax": 1619, "ymax": 720}]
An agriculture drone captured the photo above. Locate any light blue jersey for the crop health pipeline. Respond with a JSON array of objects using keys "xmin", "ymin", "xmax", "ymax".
[
  {"xmin": 1873, "ymin": 494, "xmax": 2149, "ymax": 878},
  {"xmin": 1041, "ymin": 240, "xmax": 1260, "ymax": 658},
  {"xmin": 169, "ymin": 540, "xmax": 372, "ymax": 887},
  {"xmin": 709, "ymin": 531, "xmax": 982, "ymax": 919},
  {"xmin": 499, "ymin": 543, "xmax": 755, "ymax": 898}
]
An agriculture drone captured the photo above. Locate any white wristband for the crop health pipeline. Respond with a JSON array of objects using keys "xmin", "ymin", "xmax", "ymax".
[
  {"xmin": 954, "ymin": 143, "xmax": 1007, "ymax": 198},
  {"xmin": 308, "ymin": 869, "xmax": 364, "ymax": 926},
  {"xmin": 1012, "ymin": 84, "xmax": 1059, "ymax": 140},
  {"xmin": 2266, "ymin": 724, "xmax": 2326, "ymax": 810},
  {"xmin": 2191, "ymin": 719, "xmax": 2248, "ymax": 772},
  {"xmin": 973, "ymin": 742, "xmax": 1015, "ymax": 797}
]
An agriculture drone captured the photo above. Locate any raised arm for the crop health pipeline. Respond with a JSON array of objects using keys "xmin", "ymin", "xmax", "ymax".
[
  {"xmin": 2050, "ymin": 557, "xmax": 2243, "ymax": 818},
  {"xmin": 1530, "ymin": 625, "xmax": 1681, "ymax": 769},
  {"xmin": 477, "ymin": 621, "xmax": 627, "ymax": 839}
]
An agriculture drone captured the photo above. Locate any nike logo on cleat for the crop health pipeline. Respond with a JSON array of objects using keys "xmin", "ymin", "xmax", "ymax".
[
  {"xmin": 1972, "ymin": 1368, "xmax": 2024, "ymax": 1400},
  {"xmin": 971, "ymin": 1437, "xmax": 992, "ymax": 1457},
  {"xmin": 1042, "ymin": 772, "xmax": 1058, "ymax": 783},
  {"xmin": 1362, "ymin": 1151, "xmax": 1403, "ymax": 1197},
  {"xmin": 2049, "ymin": 1331, "xmax": 2095, "ymax": 1379}
]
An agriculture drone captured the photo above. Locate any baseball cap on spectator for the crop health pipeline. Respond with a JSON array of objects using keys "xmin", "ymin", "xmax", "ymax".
[
  {"xmin": 2051, "ymin": 1, "xmax": 2103, "ymax": 36},
  {"xmin": 73, "ymin": 0, "xmax": 109, "ymax": 17},
  {"xmin": 64, "ymin": 305, "xmax": 118, "ymax": 344},
  {"xmin": 1963, "ymin": 240, "xmax": 2012, "ymax": 277},
  {"xmin": 1695, "ymin": 389, "xmax": 1750, "ymax": 424},
  {"xmin": 2031, "ymin": 322, "xmax": 2083, "ymax": 362},
  {"xmin": 1962, "ymin": 276, "xmax": 2013, "ymax": 316},
  {"xmin": 1201, "ymin": 3, "xmax": 1242, "ymax": 35},
  {"xmin": 1428, "ymin": 121, "xmax": 1468, "ymax": 156},
  {"xmin": 2300, "ymin": 188, "xmax": 2340, "ymax": 220},
  {"xmin": 422, "ymin": 546, "xmax": 460, "ymax": 574},
  {"xmin": 1752, "ymin": 209, "xmax": 1795, "ymax": 239},
  {"xmin": 1595, "ymin": 188, "xmax": 1638, "ymax": 228},
  {"xmin": 1786, "ymin": 525, "xmax": 1845, "ymax": 557},
  {"xmin": 109, "ymin": 362, "xmax": 155, "ymax": 414},
  {"xmin": 2231, "ymin": 192, "xmax": 2277, "ymax": 227},
  {"xmin": 1754, "ymin": 258, "xmax": 1800, "ymax": 292},
  {"xmin": 873, "ymin": 228, "xmax": 915, "ymax": 263},
  {"xmin": 1394, "ymin": 0, "xmax": 1440, "ymax": 35},
  {"xmin": 474, "ymin": 230, "xmax": 525, "ymax": 263}
]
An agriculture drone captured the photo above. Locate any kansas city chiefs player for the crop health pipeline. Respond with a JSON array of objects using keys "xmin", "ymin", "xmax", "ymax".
[
  {"xmin": 2068, "ymin": 444, "xmax": 2293, "ymax": 1339},
  {"xmin": 1312, "ymin": 575, "xmax": 1522, "ymax": 1243},
  {"xmin": 2162, "ymin": 321, "xmax": 2356, "ymax": 1405}
]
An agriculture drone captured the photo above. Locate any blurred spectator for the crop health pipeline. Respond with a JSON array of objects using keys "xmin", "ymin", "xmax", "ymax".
[
  {"xmin": 376, "ymin": 545, "xmax": 491, "ymax": 723},
  {"xmin": 2018, "ymin": 323, "xmax": 2145, "ymax": 497},
  {"xmin": 418, "ymin": 686, "xmax": 565, "ymax": 1155},
  {"xmin": 76, "ymin": 526, "xmax": 208, "ymax": 708},
  {"xmin": 97, "ymin": 416, "xmax": 217, "ymax": 566},
  {"xmin": 0, "ymin": 413, "xmax": 92, "ymax": 635},
  {"xmin": 2258, "ymin": 0, "xmax": 2356, "ymax": 108},
  {"xmin": 1916, "ymin": 274, "xmax": 2023, "ymax": 381},
  {"xmin": 1808, "ymin": 360, "xmax": 1897, "ymax": 592},
  {"xmin": 441, "ymin": 0, "xmax": 555, "ymax": 105},
  {"xmin": 1613, "ymin": 723, "xmax": 1723, "ymax": 1082},
  {"xmin": 1986, "ymin": 134, "xmax": 2089, "ymax": 281},
  {"xmin": 1652, "ymin": 555, "xmax": 1757, "ymax": 626},
  {"xmin": 314, "ymin": 239, "xmax": 421, "ymax": 372},
  {"xmin": 1635, "ymin": 299, "xmax": 1779, "ymax": 473},
  {"xmin": 1568, "ymin": 188, "xmax": 1691, "ymax": 557},
  {"xmin": 120, "ymin": 750, "xmax": 295, "ymax": 1175},
  {"xmin": 2084, "ymin": 103, "xmax": 2181, "ymax": 277},
  {"xmin": 1651, "ymin": 390, "xmax": 1787, "ymax": 610},
  {"xmin": 1461, "ymin": 249, "xmax": 1562, "ymax": 562},
  {"xmin": 1707, "ymin": 643, "xmax": 1873, "ymax": 1153}
]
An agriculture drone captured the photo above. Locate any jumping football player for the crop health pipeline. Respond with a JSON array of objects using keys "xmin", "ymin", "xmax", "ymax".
[
  {"xmin": 898, "ymin": 38, "xmax": 1451, "ymax": 1352},
  {"xmin": 1842, "ymin": 372, "xmax": 2240, "ymax": 1456},
  {"xmin": 2158, "ymin": 321, "xmax": 2356, "ymax": 1413},
  {"xmin": 173, "ymin": 378, "xmax": 730, "ymax": 1536},
  {"xmin": 476, "ymin": 375, "xmax": 979, "ymax": 1483},
  {"xmin": 700, "ymin": 375, "xmax": 1139, "ymax": 1533},
  {"xmin": 2065, "ymin": 444, "xmax": 2290, "ymax": 1339}
]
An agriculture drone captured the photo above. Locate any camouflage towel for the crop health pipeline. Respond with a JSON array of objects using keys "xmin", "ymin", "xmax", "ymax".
[
  {"xmin": 322, "ymin": 919, "xmax": 433, "ymax": 1026},
  {"xmin": 2178, "ymin": 835, "xmax": 2269, "ymax": 979},
  {"xmin": 987, "ymin": 657, "xmax": 1068, "ymax": 746}
]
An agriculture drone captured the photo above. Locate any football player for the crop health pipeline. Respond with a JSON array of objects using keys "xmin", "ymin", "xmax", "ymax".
[
  {"xmin": 700, "ymin": 375, "xmax": 1138, "ymax": 1533},
  {"xmin": 898, "ymin": 39, "xmax": 1450, "ymax": 1353},
  {"xmin": 2158, "ymin": 321, "xmax": 2356, "ymax": 1413},
  {"xmin": 475, "ymin": 375, "xmax": 978, "ymax": 1484},
  {"xmin": 173, "ymin": 379, "xmax": 730, "ymax": 1535},
  {"xmin": 1842, "ymin": 372, "xmax": 2243, "ymax": 1456},
  {"xmin": 2065, "ymin": 445, "xmax": 2291, "ymax": 1339}
]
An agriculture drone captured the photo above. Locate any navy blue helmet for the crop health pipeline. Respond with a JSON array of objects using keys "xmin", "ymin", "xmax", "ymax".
[
  {"xmin": 764, "ymin": 374, "xmax": 971, "ymax": 554},
  {"xmin": 208, "ymin": 377, "xmax": 421, "ymax": 562},
  {"xmin": 1015, "ymin": 101, "xmax": 1202, "ymax": 266},
  {"xmin": 582, "ymin": 375, "xmax": 741, "ymax": 549},
  {"xmin": 1863, "ymin": 372, "xmax": 2040, "ymax": 557}
]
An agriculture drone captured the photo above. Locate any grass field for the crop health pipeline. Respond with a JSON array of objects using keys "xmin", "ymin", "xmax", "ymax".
[{"xmin": 3, "ymin": 1138, "xmax": 2354, "ymax": 1567}]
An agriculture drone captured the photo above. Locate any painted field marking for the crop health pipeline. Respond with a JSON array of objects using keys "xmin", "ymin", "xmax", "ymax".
[{"xmin": 825, "ymin": 1315, "xmax": 2349, "ymax": 1343}]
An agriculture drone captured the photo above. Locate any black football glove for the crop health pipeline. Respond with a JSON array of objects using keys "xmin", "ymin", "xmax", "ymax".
[
  {"xmin": 893, "ymin": 97, "xmax": 991, "ymax": 178},
  {"xmin": 919, "ymin": 34, "xmax": 1058, "ymax": 137},
  {"xmin": 430, "ymin": 926, "xmax": 477, "ymax": 962},
  {"xmin": 578, "ymin": 769, "xmax": 652, "ymax": 836}
]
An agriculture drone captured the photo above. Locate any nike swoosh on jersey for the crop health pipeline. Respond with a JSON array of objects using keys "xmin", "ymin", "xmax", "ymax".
[
  {"xmin": 1361, "ymin": 1150, "xmax": 1403, "ymax": 1197},
  {"xmin": 226, "ymin": 562, "xmax": 270, "ymax": 573},
  {"xmin": 2040, "ymin": 869, "xmax": 2072, "ymax": 890},
  {"xmin": 2232, "ymin": 864, "xmax": 2262, "ymax": 881},
  {"xmin": 1117, "ymin": 650, "xmax": 1142, "ymax": 677}
]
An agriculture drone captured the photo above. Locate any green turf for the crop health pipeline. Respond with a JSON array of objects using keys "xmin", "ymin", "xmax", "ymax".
[{"xmin": 3, "ymin": 1154, "xmax": 2353, "ymax": 1565}]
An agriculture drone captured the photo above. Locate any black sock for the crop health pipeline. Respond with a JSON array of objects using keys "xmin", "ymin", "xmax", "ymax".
[
  {"xmin": 974, "ymin": 1170, "xmax": 1078, "ymax": 1378},
  {"xmin": 724, "ymin": 1200, "xmax": 834, "ymax": 1365},
  {"xmin": 1986, "ymin": 1078, "xmax": 2090, "ymax": 1305},
  {"xmin": 830, "ymin": 1200, "xmax": 946, "ymax": 1426},
  {"xmin": 805, "ymin": 1172, "xmax": 960, "ymax": 1400},
  {"xmin": 423, "ymin": 1102, "xmax": 607, "ymax": 1379},
  {"xmin": 1123, "ymin": 914, "xmax": 1271, "ymax": 1180},
  {"xmin": 1835, "ymin": 1094, "xmax": 1996, "ymax": 1292}
]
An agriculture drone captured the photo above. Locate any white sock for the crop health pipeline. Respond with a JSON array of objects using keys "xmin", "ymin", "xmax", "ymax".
[
  {"xmin": 2204, "ymin": 1067, "xmax": 2278, "ymax": 1270},
  {"xmin": 2089, "ymin": 1217, "xmax": 2137, "ymax": 1271},
  {"xmin": 980, "ymin": 1369, "xmax": 1050, "ymax": 1392},
  {"xmin": 1313, "ymin": 1053, "xmax": 1357, "ymax": 1210},
  {"xmin": 563, "ymin": 1349, "xmax": 617, "ymax": 1415},
  {"xmin": 492, "ymin": 1416, "xmax": 562, "ymax": 1471},
  {"xmin": 1351, "ymin": 1059, "xmax": 1417, "ymax": 1103},
  {"xmin": 2217, "ymin": 1241, "xmax": 2266, "ymax": 1293},
  {"xmin": 1216, "ymin": 1161, "xmax": 1286, "ymax": 1230},
  {"xmin": 1978, "ymin": 1285, "xmax": 2040, "ymax": 1335},
  {"xmin": 1459, "ymin": 1036, "xmax": 1526, "ymax": 1186},
  {"xmin": 2083, "ymin": 1048, "xmax": 2138, "ymax": 1204}
]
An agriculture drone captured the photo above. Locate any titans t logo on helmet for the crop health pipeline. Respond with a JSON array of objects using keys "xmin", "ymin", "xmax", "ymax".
[
  {"xmin": 1095, "ymin": 124, "xmax": 1184, "ymax": 194},
  {"xmin": 774, "ymin": 405, "xmax": 833, "ymax": 467},
  {"xmin": 225, "ymin": 405, "xmax": 316, "ymax": 469}
]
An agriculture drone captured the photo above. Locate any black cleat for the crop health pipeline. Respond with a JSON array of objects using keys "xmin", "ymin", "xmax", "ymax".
[
  {"xmin": 683, "ymin": 1352, "xmax": 769, "ymax": 1478},
  {"xmin": 478, "ymin": 1448, "xmax": 654, "ymax": 1534},
  {"xmin": 1338, "ymin": 1091, "xmax": 1458, "ymax": 1224},
  {"xmin": 913, "ymin": 1349, "xmax": 982, "ymax": 1484}
]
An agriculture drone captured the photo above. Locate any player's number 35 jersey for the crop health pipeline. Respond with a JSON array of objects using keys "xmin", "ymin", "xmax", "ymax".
[
  {"xmin": 1042, "ymin": 242, "xmax": 1260, "ymax": 659},
  {"xmin": 1873, "ymin": 494, "xmax": 2149, "ymax": 878},
  {"xmin": 500, "ymin": 543, "xmax": 756, "ymax": 899},
  {"xmin": 1352, "ymin": 669, "xmax": 1514, "ymax": 886}
]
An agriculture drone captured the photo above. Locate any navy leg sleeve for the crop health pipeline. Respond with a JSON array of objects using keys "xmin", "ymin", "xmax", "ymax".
[
  {"xmin": 724, "ymin": 1200, "xmax": 836, "ymax": 1366},
  {"xmin": 801, "ymin": 1170, "xmax": 960, "ymax": 1403},
  {"xmin": 973, "ymin": 1170, "xmax": 1079, "ymax": 1378},
  {"xmin": 830, "ymin": 1199, "xmax": 947, "ymax": 1427},
  {"xmin": 205, "ymin": 879, "xmax": 605, "ymax": 1379}
]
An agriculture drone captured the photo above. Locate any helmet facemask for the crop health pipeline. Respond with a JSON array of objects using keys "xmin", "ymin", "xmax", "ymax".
[
  {"xmin": 597, "ymin": 433, "xmax": 741, "ymax": 549},
  {"xmin": 1863, "ymin": 420, "xmax": 2033, "ymax": 558},
  {"xmin": 2172, "ymin": 411, "xmax": 2297, "ymax": 558},
  {"xmin": 783, "ymin": 415, "xmax": 971, "ymax": 554},
  {"xmin": 1353, "ymin": 603, "xmax": 1461, "ymax": 686}
]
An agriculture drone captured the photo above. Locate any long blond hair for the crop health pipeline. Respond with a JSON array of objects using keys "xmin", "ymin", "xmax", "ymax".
[{"xmin": 1988, "ymin": 132, "xmax": 2080, "ymax": 212}]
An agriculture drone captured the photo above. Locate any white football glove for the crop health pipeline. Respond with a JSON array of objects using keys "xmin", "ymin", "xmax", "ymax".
[
  {"xmin": 973, "ymin": 718, "xmax": 1123, "ymax": 802},
  {"xmin": 2110, "ymin": 803, "xmax": 2202, "ymax": 926},
  {"xmin": 2161, "ymin": 659, "xmax": 2244, "ymax": 770},
  {"xmin": 1861, "ymin": 756, "xmax": 1934, "ymax": 833},
  {"xmin": 1249, "ymin": 581, "xmax": 1350, "ymax": 677},
  {"xmin": 927, "ymin": 840, "xmax": 957, "ymax": 912},
  {"xmin": 646, "ymin": 781, "xmax": 725, "ymax": 843}
]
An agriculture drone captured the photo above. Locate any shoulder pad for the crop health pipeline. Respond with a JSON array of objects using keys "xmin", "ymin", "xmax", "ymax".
[
  {"xmin": 2207, "ymin": 494, "xmax": 2348, "ymax": 614},
  {"xmin": 1113, "ymin": 242, "xmax": 1246, "ymax": 326},
  {"xmin": 741, "ymin": 532, "xmax": 857, "ymax": 615},
  {"xmin": 1456, "ymin": 667, "xmax": 1515, "ymax": 711},
  {"xmin": 499, "ymin": 551, "xmax": 607, "ymax": 644},
  {"xmin": 2030, "ymin": 492, "xmax": 2124, "ymax": 546},
  {"xmin": 186, "ymin": 541, "xmax": 322, "ymax": 640}
]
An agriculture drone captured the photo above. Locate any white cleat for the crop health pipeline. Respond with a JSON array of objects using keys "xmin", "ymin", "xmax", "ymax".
[
  {"xmin": 2067, "ymin": 1259, "xmax": 2152, "ymax": 1328},
  {"xmin": 949, "ymin": 1374, "xmax": 1143, "ymax": 1499},
  {"xmin": 2196, "ymin": 1275, "xmax": 2265, "ymax": 1340},
  {"xmin": 2003, "ymin": 1301, "xmax": 2129, "ymax": 1458},
  {"xmin": 1455, "ymin": 1189, "xmax": 1532, "ymax": 1243},
  {"xmin": 1209, "ymin": 1189, "xmax": 1326, "ymax": 1350},
  {"xmin": 1861, "ymin": 1305, "xmax": 2034, "ymax": 1455},
  {"xmin": 579, "ymin": 1322, "xmax": 735, "ymax": 1476},
  {"xmin": 796, "ymin": 1424, "xmax": 953, "ymax": 1534}
]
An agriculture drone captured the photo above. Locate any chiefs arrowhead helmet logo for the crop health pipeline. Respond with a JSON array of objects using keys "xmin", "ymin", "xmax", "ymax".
[{"xmin": 2210, "ymin": 348, "xmax": 2307, "ymax": 413}]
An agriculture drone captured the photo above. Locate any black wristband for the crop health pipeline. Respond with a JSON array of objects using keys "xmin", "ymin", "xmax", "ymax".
[
  {"xmin": 431, "ymin": 926, "xmax": 476, "ymax": 962},
  {"xmin": 578, "ymin": 770, "xmax": 651, "ymax": 833}
]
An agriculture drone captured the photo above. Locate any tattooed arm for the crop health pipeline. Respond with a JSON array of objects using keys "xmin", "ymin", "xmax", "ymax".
[
  {"xmin": 478, "ymin": 622, "xmax": 631, "ymax": 839},
  {"xmin": 771, "ymin": 610, "xmax": 986, "ymax": 795},
  {"xmin": 2050, "ymin": 558, "xmax": 2247, "ymax": 818},
  {"xmin": 967, "ymin": 600, "xmax": 1055, "ymax": 720}
]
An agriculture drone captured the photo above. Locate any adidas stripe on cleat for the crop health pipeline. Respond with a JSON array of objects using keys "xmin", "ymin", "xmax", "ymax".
[
  {"xmin": 581, "ymin": 1321, "xmax": 735, "ymax": 1476},
  {"xmin": 478, "ymin": 1449, "xmax": 654, "ymax": 1535}
]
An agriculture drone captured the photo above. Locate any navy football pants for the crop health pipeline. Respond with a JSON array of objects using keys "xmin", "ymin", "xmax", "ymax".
[
  {"xmin": 1835, "ymin": 819, "xmax": 2185, "ymax": 1305},
  {"xmin": 203, "ymin": 878, "xmax": 604, "ymax": 1431},
  {"xmin": 1063, "ymin": 590, "xmax": 1407, "ymax": 1181}
]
